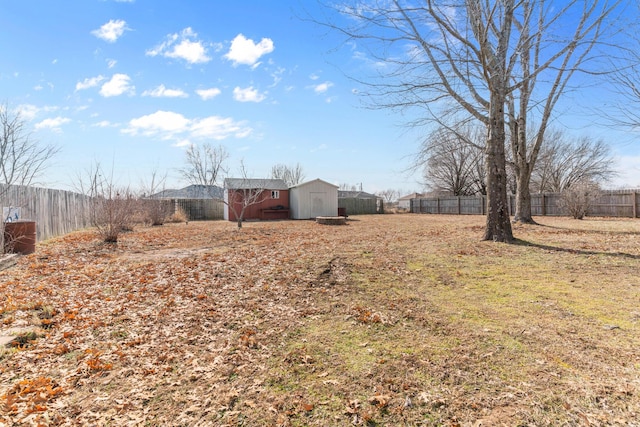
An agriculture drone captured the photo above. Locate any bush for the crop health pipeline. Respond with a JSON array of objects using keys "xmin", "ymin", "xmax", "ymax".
[
  {"xmin": 75, "ymin": 163, "xmax": 139, "ymax": 243},
  {"xmin": 91, "ymin": 191, "xmax": 137, "ymax": 243},
  {"xmin": 167, "ymin": 206, "xmax": 189, "ymax": 223},
  {"xmin": 140, "ymin": 199, "xmax": 174, "ymax": 226},
  {"xmin": 559, "ymin": 180, "xmax": 601, "ymax": 219}
]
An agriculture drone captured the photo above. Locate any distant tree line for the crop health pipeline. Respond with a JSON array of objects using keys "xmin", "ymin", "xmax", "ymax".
[{"xmin": 416, "ymin": 123, "xmax": 616, "ymax": 198}]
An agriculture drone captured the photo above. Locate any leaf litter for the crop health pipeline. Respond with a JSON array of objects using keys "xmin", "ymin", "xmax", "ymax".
[{"xmin": 1, "ymin": 215, "xmax": 639, "ymax": 426}]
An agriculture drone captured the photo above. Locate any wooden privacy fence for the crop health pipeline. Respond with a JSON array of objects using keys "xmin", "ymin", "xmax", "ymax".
[
  {"xmin": 1, "ymin": 184, "xmax": 93, "ymax": 242},
  {"xmin": 411, "ymin": 190, "xmax": 640, "ymax": 218},
  {"xmin": 338, "ymin": 197, "xmax": 383, "ymax": 215},
  {"xmin": 0, "ymin": 185, "xmax": 228, "ymax": 244}
]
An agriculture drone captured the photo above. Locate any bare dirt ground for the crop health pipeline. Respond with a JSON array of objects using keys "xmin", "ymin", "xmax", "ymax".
[{"xmin": 1, "ymin": 215, "xmax": 640, "ymax": 426}]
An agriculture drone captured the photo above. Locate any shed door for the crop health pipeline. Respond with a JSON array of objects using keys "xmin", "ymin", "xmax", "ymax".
[{"xmin": 309, "ymin": 192, "xmax": 325, "ymax": 217}]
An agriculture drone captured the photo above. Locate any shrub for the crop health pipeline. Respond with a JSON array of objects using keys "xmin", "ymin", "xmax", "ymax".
[
  {"xmin": 167, "ymin": 205, "xmax": 189, "ymax": 223},
  {"xmin": 559, "ymin": 180, "xmax": 601, "ymax": 219},
  {"xmin": 140, "ymin": 199, "xmax": 173, "ymax": 226},
  {"xmin": 91, "ymin": 190, "xmax": 137, "ymax": 243}
]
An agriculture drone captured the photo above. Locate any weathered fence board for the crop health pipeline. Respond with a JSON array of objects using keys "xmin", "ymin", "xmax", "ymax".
[{"xmin": 412, "ymin": 190, "xmax": 640, "ymax": 218}]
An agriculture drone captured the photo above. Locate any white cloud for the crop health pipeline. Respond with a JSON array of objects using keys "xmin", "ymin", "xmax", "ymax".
[
  {"xmin": 76, "ymin": 75, "xmax": 105, "ymax": 91},
  {"xmin": 224, "ymin": 34, "xmax": 274, "ymax": 67},
  {"xmin": 311, "ymin": 143, "xmax": 328, "ymax": 152},
  {"xmin": 269, "ymin": 67, "xmax": 286, "ymax": 88},
  {"xmin": 35, "ymin": 116, "xmax": 71, "ymax": 132},
  {"xmin": 191, "ymin": 116, "xmax": 252, "ymax": 140},
  {"xmin": 146, "ymin": 27, "xmax": 210, "ymax": 65},
  {"xmin": 16, "ymin": 104, "xmax": 40, "ymax": 120},
  {"xmin": 34, "ymin": 85, "xmax": 43, "ymax": 91},
  {"xmin": 122, "ymin": 110, "xmax": 252, "ymax": 141},
  {"xmin": 92, "ymin": 19, "xmax": 129, "ymax": 43},
  {"xmin": 309, "ymin": 73, "xmax": 320, "ymax": 80},
  {"xmin": 15, "ymin": 104, "xmax": 61, "ymax": 121},
  {"xmin": 93, "ymin": 120, "xmax": 114, "ymax": 127},
  {"xmin": 196, "ymin": 87, "xmax": 221, "ymax": 100},
  {"xmin": 313, "ymin": 81, "xmax": 334, "ymax": 94},
  {"xmin": 123, "ymin": 111, "xmax": 190, "ymax": 138},
  {"xmin": 100, "ymin": 74, "xmax": 134, "ymax": 97},
  {"xmin": 233, "ymin": 86, "xmax": 266, "ymax": 103},
  {"xmin": 142, "ymin": 84, "xmax": 188, "ymax": 98},
  {"xmin": 174, "ymin": 139, "xmax": 191, "ymax": 148}
]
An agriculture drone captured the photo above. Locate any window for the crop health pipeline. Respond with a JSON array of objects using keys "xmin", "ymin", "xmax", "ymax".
[{"xmin": 271, "ymin": 190, "xmax": 280, "ymax": 199}]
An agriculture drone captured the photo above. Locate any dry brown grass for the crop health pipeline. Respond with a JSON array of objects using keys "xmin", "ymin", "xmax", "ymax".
[{"xmin": 1, "ymin": 215, "xmax": 639, "ymax": 426}]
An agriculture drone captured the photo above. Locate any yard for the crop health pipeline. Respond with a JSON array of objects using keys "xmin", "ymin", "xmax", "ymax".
[{"xmin": 1, "ymin": 215, "xmax": 640, "ymax": 426}]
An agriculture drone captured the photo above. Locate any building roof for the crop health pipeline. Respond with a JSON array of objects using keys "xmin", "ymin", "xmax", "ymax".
[
  {"xmin": 224, "ymin": 178, "xmax": 288, "ymax": 190},
  {"xmin": 149, "ymin": 184, "xmax": 224, "ymax": 199},
  {"xmin": 398, "ymin": 192, "xmax": 424, "ymax": 201},
  {"xmin": 290, "ymin": 178, "xmax": 339, "ymax": 189},
  {"xmin": 338, "ymin": 190, "xmax": 379, "ymax": 199}
]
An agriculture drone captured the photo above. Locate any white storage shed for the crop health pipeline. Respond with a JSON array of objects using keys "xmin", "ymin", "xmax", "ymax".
[{"xmin": 289, "ymin": 179, "xmax": 339, "ymax": 219}]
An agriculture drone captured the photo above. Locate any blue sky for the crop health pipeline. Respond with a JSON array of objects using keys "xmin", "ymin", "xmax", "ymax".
[{"xmin": 1, "ymin": 0, "xmax": 638, "ymax": 194}]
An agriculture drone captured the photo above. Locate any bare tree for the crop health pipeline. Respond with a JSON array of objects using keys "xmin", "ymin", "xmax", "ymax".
[
  {"xmin": 320, "ymin": 1, "xmax": 624, "ymax": 241},
  {"xmin": 270, "ymin": 163, "xmax": 305, "ymax": 187},
  {"xmin": 225, "ymin": 162, "xmax": 272, "ymax": 229},
  {"xmin": 608, "ymin": 72, "xmax": 640, "ymax": 128},
  {"xmin": 322, "ymin": 1, "xmax": 517, "ymax": 241},
  {"xmin": 179, "ymin": 143, "xmax": 229, "ymax": 191},
  {"xmin": 0, "ymin": 105, "xmax": 59, "ymax": 189},
  {"xmin": 531, "ymin": 131, "xmax": 616, "ymax": 193},
  {"xmin": 0, "ymin": 105, "xmax": 59, "ymax": 252},
  {"xmin": 376, "ymin": 189, "xmax": 400, "ymax": 203},
  {"xmin": 600, "ymin": 2, "xmax": 640, "ymax": 130},
  {"xmin": 339, "ymin": 183, "xmax": 363, "ymax": 192},
  {"xmin": 505, "ymin": 1, "xmax": 622, "ymax": 224},
  {"xmin": 179, "ymin": 145, "xmax": 277, "ymax": 228},
  {"xmin": 75, "ymin": 162, "xmax": 136, "ymax": 243},
  {"xmin": 416, "ymin": 124, "xmax": 486, "ymax": 196}
]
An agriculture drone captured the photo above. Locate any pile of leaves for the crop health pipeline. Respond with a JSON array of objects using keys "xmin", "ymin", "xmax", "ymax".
[{"xmin": 1, "ymin": 215, "xmax": 640, "ymax": 426}]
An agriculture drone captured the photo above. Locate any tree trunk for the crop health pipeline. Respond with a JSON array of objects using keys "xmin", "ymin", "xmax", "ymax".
[
  {"xmin": 483, "ymin": 97, "xmax": 514, "ymax": 243},
  {"xmin": 513, "ymin": 169, "xmax": 536, "ymax": 224},
  {"xmin": 510, "ymin": 84, "xmax": 536, "ymax": 224}
]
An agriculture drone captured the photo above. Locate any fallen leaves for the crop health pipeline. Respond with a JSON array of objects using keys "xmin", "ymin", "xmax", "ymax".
[
  {"xmin": 2, "ymin": 376, "xmax": 65, "ymax": 416},
  {"xmin": 352, "ymin": 304, "xmax": 385, "ymax": 324},
  {"xmin": 368, "ymin": 393, "xmax": 391, "ymax": 409},
  {"xmin": 83, "ymin": 349, "xmax": 113, "ymax": 372},
  {"xmin": 0, "ymin": 216, "xmax": 639, "ymax": 425}
]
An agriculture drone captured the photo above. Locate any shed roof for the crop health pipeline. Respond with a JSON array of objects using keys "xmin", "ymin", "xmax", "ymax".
[
  {"xmin": 224, "ymin": 178, "xmax": 288, "ymax": 190},
  {"xmin": 290, "ymin": 178, "xmax": 339, "ymax": 189}
]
